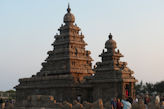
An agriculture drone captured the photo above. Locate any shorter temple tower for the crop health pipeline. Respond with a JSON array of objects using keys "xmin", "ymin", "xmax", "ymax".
[{"xmin": 90, "ymin": 33, "xmax": 137, "ymax": 101}]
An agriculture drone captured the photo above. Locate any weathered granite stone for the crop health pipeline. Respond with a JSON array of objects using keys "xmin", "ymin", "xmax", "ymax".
[
  {"xmin": 91, "ymin": 99, "xmax": 103, "ymax": 109},
  {"xmin": 83, "ymin": 101, "xmax": 92, "ymax": 109},
  {"xmin": 62, "ymin": 101, "xmax": 72, "ymax": 109},
  {"xmin": 72, "ymin": 100, "xmax": 83, "ymax": 109}
]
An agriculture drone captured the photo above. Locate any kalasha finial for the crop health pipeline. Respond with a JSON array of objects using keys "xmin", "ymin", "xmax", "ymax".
[
  {"xmin": 109, "ymin": 33, "xmax": 113, "ymax": 39},
  {"xmin": 67, "ymin": 3, "xmax": 71, "ymax": 13}
]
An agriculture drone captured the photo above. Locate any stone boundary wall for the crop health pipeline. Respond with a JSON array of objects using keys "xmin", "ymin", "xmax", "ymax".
[{"xmin": 15, "ymin": 95, "xmax": 110, "ymax": 109}]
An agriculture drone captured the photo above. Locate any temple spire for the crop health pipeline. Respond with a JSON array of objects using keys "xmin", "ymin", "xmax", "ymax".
[
  {"xmin": 67, "ymin": 3, "xmax": 71, "ymax": 13},
  {"xmin": 109, "ymin": 33, "xmax": 113, "ymax": 39},
  {"xmin": 64, "ymin": 3, "xmax": 75, "ymax": 23}
]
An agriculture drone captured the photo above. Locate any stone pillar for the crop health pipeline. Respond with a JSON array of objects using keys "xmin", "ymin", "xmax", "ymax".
[
  {"xmin": 122, "ymin": 83, "xmax": 126, "ymax": 99},
  {"xmin": 131, "ymin": 83, "xmax": 134, "ymax": 99}
]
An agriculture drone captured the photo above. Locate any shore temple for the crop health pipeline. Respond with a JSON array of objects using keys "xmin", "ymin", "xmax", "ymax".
[{"xmin": 15, "ymin": 5, "xmax": 137, "ymax": 108}]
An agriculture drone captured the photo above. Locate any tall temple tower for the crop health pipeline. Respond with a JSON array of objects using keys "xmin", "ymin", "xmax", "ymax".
[
  {"xmin": 15, "ymin": 5, "xmax": 94, "ymax": 107},
  {"xmin": 37, "ymin": 4, "xmax": 94, "ymax": 81}
]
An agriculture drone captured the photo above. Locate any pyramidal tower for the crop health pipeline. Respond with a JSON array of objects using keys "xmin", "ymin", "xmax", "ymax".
[
  {"xmin": 37, "ymin": 4, "xmax": 94, "ymax": 80},
  {"xmin": 15, "ymin": 5, "xmax": 95, "ymax": 106}
]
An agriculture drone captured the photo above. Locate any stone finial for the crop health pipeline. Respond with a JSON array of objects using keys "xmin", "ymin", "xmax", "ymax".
[
  {"xmin": 67, "ymin": 3, "xmax": 71, "ymax": 13},
  {"xmin": 105, "ymin": 33, "xmax": 117, "ymax": 50},
  {"xmin": 109, "ymin": 33, "xmax": 113, "ymax": 39},
  {"xmin": 64, "ymin": 3, "xmax": 75, "ymax": 23}
]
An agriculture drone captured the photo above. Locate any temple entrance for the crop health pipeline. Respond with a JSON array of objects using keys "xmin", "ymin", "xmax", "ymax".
[{"xmin": 125, "ymin": 84, "xmax": 130, "ymax": 98}]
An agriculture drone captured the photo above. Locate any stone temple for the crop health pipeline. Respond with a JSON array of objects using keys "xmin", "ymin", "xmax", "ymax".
[{"xmin": 15, "ymin": 5, "xmax": 137, "ymax": 108}]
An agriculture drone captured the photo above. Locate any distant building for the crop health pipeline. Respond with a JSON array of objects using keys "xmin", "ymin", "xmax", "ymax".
[
  {"xmin": 15, "ymin": 5, "xmax": 137, "ymax": 108},
  {"xmin": 0, "ymin": 90, "xmax": 16, "ymax": 100}
]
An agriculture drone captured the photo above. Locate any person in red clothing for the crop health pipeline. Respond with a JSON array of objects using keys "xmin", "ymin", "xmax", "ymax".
[{"xmin": 117, "ymin": 98, "xmax": 123, "ymax": 109}]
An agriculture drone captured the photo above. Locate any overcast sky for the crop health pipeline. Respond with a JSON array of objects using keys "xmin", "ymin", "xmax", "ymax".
[{"xmin": 0, "ymin": 0, "xmax": 164, "ymax": 91}]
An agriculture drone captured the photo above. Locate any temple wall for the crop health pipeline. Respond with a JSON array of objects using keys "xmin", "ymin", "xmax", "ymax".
[
  {"xmin": 92, "ymin": 82, "xmax": 123, "ymax": 102},
  {"xmin": 16, "ymin": 86, "xmax": 93, "ymax": 107}
]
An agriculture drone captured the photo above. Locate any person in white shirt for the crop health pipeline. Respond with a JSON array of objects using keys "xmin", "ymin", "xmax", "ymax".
[
  {"xmin": 155, "ymin": 95, "xmax": 160, "ymax": 104},
  {"xmin": 121, "ymin": 97, "xmax": 132, "ymax": 109}
]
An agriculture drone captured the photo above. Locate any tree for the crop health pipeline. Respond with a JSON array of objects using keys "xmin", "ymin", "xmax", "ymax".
[
  {"xmin": 154, "ymin": 81, "xmax": 164, "ymax": 93},
  {"xmin": 135, "ymin": 80, "xmax": 164, "ymax": 95},
  {"xmin": 135, "ymin": 81, "xmax": 145, "ymax": 95},
  {"xmin": 145, "ymin": 82, "xmax": 154, "ymax": 94}
]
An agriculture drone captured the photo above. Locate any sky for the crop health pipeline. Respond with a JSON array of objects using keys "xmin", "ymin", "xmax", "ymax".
[{"xmin": 0, "ymin": 0, "xmax": 164, "ymax": 91}]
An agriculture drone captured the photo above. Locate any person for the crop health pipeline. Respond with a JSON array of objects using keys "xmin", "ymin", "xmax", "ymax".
[
  {"xmin": 148, "ymin": 99, "xmax": 160, "ymax": 109},
  {"xmin": 161, "ymin": 101, "xmax": 164, "ymax": 109},
  {"xmin": 111, "ymin": 97, "xmax": 117, "ymax": 109},
  {"xmin": 155, "ymin": 94, "xmax": 160, "ymax": 104},
  {"xmin": 117, "ymin": 98, "xmax": 123, "ymax": 109},
  {"xmin": 4, "ymin": 100, "xmax": 9, "ymax": 109},
  {"xmin": 1, "ymin": 100, "xmax": 5, "ymax": 109},
  {"xmin": 121, "ymin": 97, "xmax": 132, "ymax": 109},
  {"xmin": 134, "ymin": 97, "xmax": 138, "ymax": 103},
  {"xmin": 77, "ymin": 96, "xmax": 81, "ymax": 103},
  {"xmin": 4, "ymin": 99, "xmax": 14, "ymax": 109},
  {"xmin": 0, "ymin": 99, "xmax": 2, "ymax": 109},
  {"xmin": 162, "ymin": 96, "xmax": 164, "ymax": 102},
  {"xmin": 144, "ymin": 94, "xmax": 150, "ymax": 109},
  {"xmin": 133, "ymin": 98, "xmax": 146, "ymax": 109}
]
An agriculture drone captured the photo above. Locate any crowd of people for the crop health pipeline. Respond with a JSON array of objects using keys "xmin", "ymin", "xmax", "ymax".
[
  {"xmin": 0, "ymin": 95, "xmax": 164, "ymax": 109},
  {"xmin": 111, "ymin": 94, "xmax": 164, "ymax": 109},
  {"xmin": 0, "ymin": 99, "xmax": 14, "ymax": 109}
]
